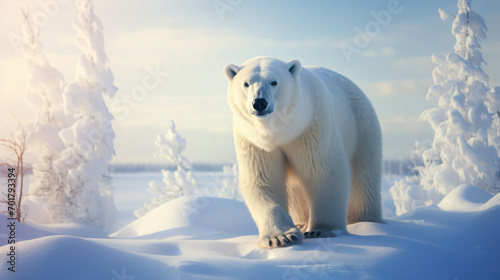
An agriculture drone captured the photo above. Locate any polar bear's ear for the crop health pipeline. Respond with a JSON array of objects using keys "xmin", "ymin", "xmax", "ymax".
[
  {"xmin": 224, "ymin": 64, "xmax": 240, "ymax": 81},
  {"xmin": 287, "ymin": 60, "xmax": 301, "ymax": 78}
]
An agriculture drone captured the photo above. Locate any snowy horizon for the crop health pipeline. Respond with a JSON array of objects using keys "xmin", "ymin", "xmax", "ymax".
[{"xmin": 1, "ymin": 0, "xmax": 500, "ymax": 164}]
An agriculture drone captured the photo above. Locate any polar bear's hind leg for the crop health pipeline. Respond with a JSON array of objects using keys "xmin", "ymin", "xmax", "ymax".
[{"xmin": 347, "ymin": 122, "xmax": 383, "ymax": 224}]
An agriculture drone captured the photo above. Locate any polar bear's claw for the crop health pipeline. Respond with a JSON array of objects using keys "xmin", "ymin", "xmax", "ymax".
[
  {"xmin": 283, "ymin": 236, "xmax": 291, "ymax": 245},
  {"xmin": 304, "ymin": 229, "xmax": 341, "ymax": 239},
  {"xmin": 259, "ymin": 230, "xmax": 303, "ymax": 249}
]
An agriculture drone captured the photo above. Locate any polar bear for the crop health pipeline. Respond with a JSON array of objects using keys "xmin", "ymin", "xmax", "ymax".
[{"xmin": 224, "ymin": 57, "xmax": 383, "ymax": 248}]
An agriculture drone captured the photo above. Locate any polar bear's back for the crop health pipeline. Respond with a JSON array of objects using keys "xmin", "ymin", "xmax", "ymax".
[
  {"xmin": 305, "ymin": 66, "xmax": 361, "ymax": 96},
  {"xmin": 304, "ymin": 66, "xmax": 381, "ymax": 158}
]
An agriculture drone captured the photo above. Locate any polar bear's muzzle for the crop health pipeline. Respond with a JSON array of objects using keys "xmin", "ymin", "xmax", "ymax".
[
  {"xmin": 252, "ymin": 98, "xmax": 268, "ymax": 112},
  {"xmin": 251, "ymin": 98, "xmax": 273, "ymax": 117}
]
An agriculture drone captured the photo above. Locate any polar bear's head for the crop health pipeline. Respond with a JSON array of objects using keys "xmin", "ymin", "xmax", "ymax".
[{"xmin": 224, "ymin": 57, "xmax": 312, "ymax": 151}]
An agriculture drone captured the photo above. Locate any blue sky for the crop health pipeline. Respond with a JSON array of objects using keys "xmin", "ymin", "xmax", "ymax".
[{"xmin": 1, "ymin": 0, "xmax": 500, "ymax": 164}]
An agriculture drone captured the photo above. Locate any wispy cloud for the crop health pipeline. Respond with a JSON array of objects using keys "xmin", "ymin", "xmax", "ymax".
[
  {"xmin": 369, "ymin": 79, "xmax": 431, "ymax": 97},
  {"xmin": 392, "ymin": 56, "xmax": 434, "ymax": 75},
  {"xmin": 361, "ymin": 46, "xmax": 395, "ymax": 57}
]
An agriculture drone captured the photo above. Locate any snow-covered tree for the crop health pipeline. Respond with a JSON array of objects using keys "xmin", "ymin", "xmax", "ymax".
[
  {"xmin": 135, "ymin": 121, "xmax": 197, "ymax": 217},
  {"xmin": 391, "ymin": 0, "xmax": 500, "ymax": 215},
  {"xmin": 20, "ymin": 9, "xmax": 70, "ymax": 219},
  {"xmin": 26, "ymin": 0, "xmax": 119, "ymax": 231},
  {"xmin": 56, "ymin": 0, "xmax": 119, "ymax": 229}
]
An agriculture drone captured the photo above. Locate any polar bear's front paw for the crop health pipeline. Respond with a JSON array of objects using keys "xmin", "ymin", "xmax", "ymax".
[
  {"xmin": 304, "ymin": 229, "xmax": 342, "ymax": 239},
  {"xmin": 258, "ymin": 228, "xmax": 304, "ymax": 249}
]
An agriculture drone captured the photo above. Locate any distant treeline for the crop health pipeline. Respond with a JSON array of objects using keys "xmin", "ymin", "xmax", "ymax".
[
  {"xmin": 110, "ymin": 161, "xmax": 415, "ymax": 175},
  {"xmin": 109, "ymin": 163, "xmax": 228, "ymax": 173}
]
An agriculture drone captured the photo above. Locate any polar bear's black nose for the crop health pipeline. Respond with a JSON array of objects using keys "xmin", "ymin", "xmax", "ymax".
[{"xmin": 252, "ymin": 98, "xmax": 268, "ymax": 112}]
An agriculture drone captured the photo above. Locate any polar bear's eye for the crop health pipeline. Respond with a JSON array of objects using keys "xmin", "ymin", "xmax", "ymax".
[
  {"xmin": 244, "ymin": 82, "xmax": 249, "ymax": 88},
  {"xmin": 271, "ymin": 81, "xmax": 278, "ymax": 86}
]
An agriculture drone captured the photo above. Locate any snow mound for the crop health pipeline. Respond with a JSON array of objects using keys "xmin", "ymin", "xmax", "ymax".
[
  {"xmin": 0, "ymin": 235, "xmax": 177, "ymax": 280},
  {"xmin": 0, "ymin": 215, "xmax": 53, "ymax": 244},
  {"xmin": 27, "ymin": 221, "xmax": 110, "ymax": 238},
  {"xmin": 2, "ymin": 175, "xmax": 500, "ymax": 279},
  {"xmin": 111, "ymin": 196, "xmax": 257, "ymax": 238},
  {"xmin": 438, "ymin": 184, "xmax": 494, "ymax": 211},
  {"xmin": 2, "ymin": 198, "xmax": 500, "ymax": 280},
  {"xmin": 481, "ymin": 193, "xmax": 500, "ymax": 210}
]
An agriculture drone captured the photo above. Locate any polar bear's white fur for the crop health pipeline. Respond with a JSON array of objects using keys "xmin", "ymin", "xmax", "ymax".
[{"xmin": 224, "ymin": 57, "xmax": 383, "ymax": 248}]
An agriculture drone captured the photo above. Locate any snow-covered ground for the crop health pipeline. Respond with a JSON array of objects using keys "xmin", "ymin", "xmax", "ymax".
[{"xmin": 1, "ymin": 173, "xmax": 500, "ymax": 279}]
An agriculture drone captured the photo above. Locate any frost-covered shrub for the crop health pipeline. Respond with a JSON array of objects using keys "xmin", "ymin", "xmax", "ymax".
[
  {"xmin": 135, "ymin": 121, "xmax": 197, "ymax": 217},
  {"xmin": 390, "ymin": 176, "xmax": 426, "ymax": 216},
  {"xmin": 0, "ymin": 130, "xmax": 29, "ymax": 222},
  {"xmin": 391, "ymin": 0, "xmax": 500, "ymax": 215}
]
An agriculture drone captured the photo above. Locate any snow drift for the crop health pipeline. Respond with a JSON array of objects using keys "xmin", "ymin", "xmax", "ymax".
[{"xmin": 1, "ymin": 183, "xmax": 499, "ymax": 280}]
